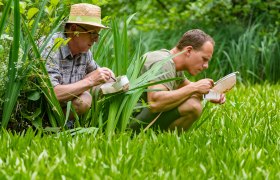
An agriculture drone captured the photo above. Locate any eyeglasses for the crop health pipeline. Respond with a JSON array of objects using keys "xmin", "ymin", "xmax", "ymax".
[{"xmin": 76, "ymin": 24, "xmax": 100, "ymax": 40}]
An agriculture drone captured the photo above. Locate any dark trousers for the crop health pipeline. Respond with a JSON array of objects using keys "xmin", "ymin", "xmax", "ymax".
[{"xmin": 129, "ymin": 107, "xmax": 181, "ymax": 132}]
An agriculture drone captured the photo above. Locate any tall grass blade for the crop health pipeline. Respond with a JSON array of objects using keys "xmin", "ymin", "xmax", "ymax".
[{"xmin": 1, "ymin": 0, "xmax": 21, "ymax": 128}]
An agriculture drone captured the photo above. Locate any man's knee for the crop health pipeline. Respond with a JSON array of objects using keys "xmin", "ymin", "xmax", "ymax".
[
  {"xmin": 178, "ymin": 98, "xmax": 202, "ymax": 119},
  {"xmin": 72, "ymin": 91, "xmax": 92, "ymax": 115},
  {"xmin": 167, "ymin": 99, "xmax": 202, "ymax": 131}
]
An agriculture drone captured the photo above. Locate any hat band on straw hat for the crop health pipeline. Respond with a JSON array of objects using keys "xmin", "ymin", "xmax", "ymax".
[{"xmin": 68, "ymin": 15, "xmax": 101, "ymax": 24}]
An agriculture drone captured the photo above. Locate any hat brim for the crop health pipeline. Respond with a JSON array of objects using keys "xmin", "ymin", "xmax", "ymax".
[{"xmin": 66, "ymin": 21, "xmax": 109, "ymax": 29}]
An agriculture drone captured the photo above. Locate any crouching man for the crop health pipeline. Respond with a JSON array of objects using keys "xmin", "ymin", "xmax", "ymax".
[
  {"xmin": 130, "ymin": 29, "xmax": 225, "ymax": 132},
  {"xmin": 42, "ymin": 3, "xmax": 114, "ymax": 118}
]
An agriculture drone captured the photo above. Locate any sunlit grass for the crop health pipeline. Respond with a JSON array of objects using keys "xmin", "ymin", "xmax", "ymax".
[
  {"xmin": 1, "ymin": 0, "xmax": 279, "ymax": 132},
  {"xmin": 0, "ymin": 84, "xmax": 279, "ymax": 179}
]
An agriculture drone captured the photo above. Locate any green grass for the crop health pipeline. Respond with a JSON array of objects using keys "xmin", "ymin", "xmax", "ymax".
[{"xmin": 0, "ymin": 84, "xmax": 279, "ymax": 179}]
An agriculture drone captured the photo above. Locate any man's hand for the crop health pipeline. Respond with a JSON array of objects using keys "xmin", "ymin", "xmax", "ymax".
[
  {"xmin": 191, "ymin": 78, "xmax": 214, "ymax": 94},
  {"xmin": 85, "ymin": 67, "xmax": 114, "ymax": 86},
  {"xmin": 210, "ymin": 93, "xmax": 226, "ymax": 104}
]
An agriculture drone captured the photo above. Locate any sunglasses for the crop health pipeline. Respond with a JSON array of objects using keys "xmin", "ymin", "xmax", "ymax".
[{"xmin": 76, "ymin": 24, "xmax": 100, "ymax": 40}]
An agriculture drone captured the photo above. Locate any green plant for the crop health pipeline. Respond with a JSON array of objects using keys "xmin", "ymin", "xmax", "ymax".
[
  {"xmin": 0, "ymin": 0, "xmax": 66, "ymax": 129},
  {"xmin": 216, "ymin": 24, "xmax": 280, "ymax": 83},
  {"xmin": 1, "ymin": 0, "xmax": 21, "ymax": 128}
]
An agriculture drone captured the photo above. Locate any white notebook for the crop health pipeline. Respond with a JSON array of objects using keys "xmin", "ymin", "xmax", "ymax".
[
  {"xmin": 204, "ymin": 72, "xmax": 239, "ymax": 101},
  {"xmin": 100, "ymin": 75, "xmax": 129, "ymax": 94}
]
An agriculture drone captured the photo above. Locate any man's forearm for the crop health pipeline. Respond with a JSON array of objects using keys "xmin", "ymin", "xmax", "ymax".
[
  {"xmin": 54, "ymin": 79, "xmax": 93, "ymax": 102},
  {"xmin": 148, "ymin": 84, "xmax": 198, "ymax": 112}
]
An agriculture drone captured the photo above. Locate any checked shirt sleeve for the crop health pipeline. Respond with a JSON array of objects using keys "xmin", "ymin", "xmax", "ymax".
[{"xmin": 41, "ymin": 43, "xmax": 62, "ymax": 87}]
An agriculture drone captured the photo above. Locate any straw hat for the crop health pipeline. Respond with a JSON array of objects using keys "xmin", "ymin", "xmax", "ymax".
[{"xmin": 66, "ymin": 3, "xmax": 107, "ymax": 29}]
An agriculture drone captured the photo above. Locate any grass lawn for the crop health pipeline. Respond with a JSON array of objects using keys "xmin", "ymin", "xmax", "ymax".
[{"xmin": 0, "ymin": 84, "xmax": 279, "ymax": 179}]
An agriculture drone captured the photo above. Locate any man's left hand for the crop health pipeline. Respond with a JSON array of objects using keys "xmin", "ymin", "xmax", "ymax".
[{"xmin": 210, "ymin": 93, "xmax": 226, "ymax": 104}]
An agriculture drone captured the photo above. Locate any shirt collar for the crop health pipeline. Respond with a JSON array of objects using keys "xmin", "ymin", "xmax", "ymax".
[{"xmin": 61, "ymin": 45, "xmax": 72, "ymax": 59}]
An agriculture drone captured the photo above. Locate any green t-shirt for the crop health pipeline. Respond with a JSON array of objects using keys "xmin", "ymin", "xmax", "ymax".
[{"xmin": 142, "ymin": 49, "xmax": 186, "ymax": 91}]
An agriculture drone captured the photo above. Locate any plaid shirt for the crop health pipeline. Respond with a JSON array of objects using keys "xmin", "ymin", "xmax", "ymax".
[{"xmin": 41, "ymin": 33, "xmax": 99, "ymax": 87}]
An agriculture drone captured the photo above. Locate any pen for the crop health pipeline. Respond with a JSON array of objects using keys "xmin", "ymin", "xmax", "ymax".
[{"xmin": 111, "ymin": 77, "xmax": 116, "ymax": 82}]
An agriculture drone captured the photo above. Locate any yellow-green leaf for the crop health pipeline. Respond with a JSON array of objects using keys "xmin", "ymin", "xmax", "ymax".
[
  {"xmin": 28, "ymin": 19, "xmax": 34, "ymax": 28},
  {"xmin": 53, "ymin": 37, "xmax": 65, "ymax": 51},
  {"xmin": 27, "ymin": 7, "xmax": 39, "ymax": 20},
  {"xmin": 50, "ymin": 0, "xmax": 59, "ymax": 6},
  {"xmin": 45, "ymin": 6, "xmax": 52, "ymax": 15},
  {"xmin": 19, "ymin": 2, "xmax": 26, "ymax": 14}
]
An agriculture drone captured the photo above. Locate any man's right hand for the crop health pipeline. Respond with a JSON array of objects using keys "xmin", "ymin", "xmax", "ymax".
[
  {"xmin": 85, "ymin": 67, "xmax": 113, "ymax": 86},
  {"xmin": 191, "ymin": 78, "xmax": 214, "ymax": 94}
]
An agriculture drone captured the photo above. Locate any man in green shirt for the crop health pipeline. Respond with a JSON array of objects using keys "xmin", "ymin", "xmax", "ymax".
[{"xmin": 130, "ymin": 29, "xmax": 225, "ymax": 132}]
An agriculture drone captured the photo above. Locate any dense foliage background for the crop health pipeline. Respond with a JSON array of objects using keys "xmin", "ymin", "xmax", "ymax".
[{"xmin": 76, "ymin": 0, "xmax": 280, "ymax": 82}]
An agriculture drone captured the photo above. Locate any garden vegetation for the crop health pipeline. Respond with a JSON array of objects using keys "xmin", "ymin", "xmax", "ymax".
[{"xmin": 0, "ymin": 0, "xmax": 279, "ymax": 178}]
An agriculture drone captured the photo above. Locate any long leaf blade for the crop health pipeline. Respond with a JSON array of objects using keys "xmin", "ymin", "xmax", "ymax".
[{"xmin": 1, "ymin": 0, "xmax": 21, "ymax": 128}]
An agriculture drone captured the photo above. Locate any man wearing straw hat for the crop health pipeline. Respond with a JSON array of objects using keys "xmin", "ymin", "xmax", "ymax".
[
  {"xmin": 130, "ymin": 29, "xmax": 226, "ymax": 132},
  {"xmin": 42, "ymin": 3, "xmax": 114, "ymax": 121}
]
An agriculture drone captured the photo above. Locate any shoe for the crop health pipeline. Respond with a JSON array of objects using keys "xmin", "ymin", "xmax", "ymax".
[{"xmin": 65, "ymin": 120, "xmax": 74, "ymax": 129}]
